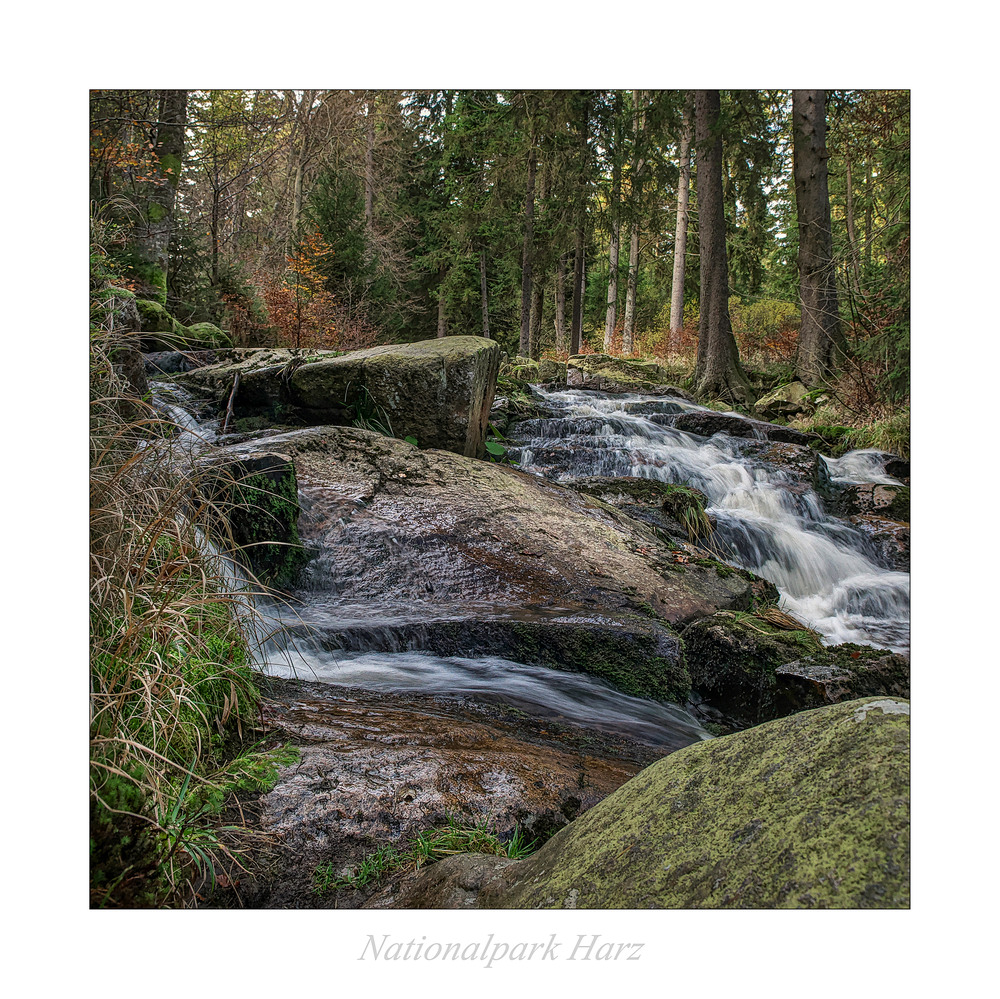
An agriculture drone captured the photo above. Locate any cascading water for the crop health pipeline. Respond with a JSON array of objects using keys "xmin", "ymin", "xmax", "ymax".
[
  {"xmin": 149, "ymin": 377, "xmax": 907, "ymax": 749},
  {"xmin": 510, "ymin": 387, "xmax": 909, "ymax": 655},
  {"xmin": 149, "ymin": 383, "xmax": 714, "ymax": 748}
]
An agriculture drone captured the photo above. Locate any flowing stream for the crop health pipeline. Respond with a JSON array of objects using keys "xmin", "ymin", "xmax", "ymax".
[
  {"xmin": 509, "ymin": 387, "xmax": 910, "ymax": 655},
  {"xmin": 153, "ymin": 379, "xmax": 908, "ymax": 748}
]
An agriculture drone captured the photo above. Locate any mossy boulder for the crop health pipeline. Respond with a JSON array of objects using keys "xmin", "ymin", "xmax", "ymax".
[
  {"xmin": 183, "ymin": 322, "xmax": 232, "ymax": 349},
  {"xmin": 201, "ymin": 449, "xmax": 310, "ymax": 588},
  {"xmin": 175, "ymin": 337, "xmax": 500, "ymax": 459},
  {"xmin": 566, "ymin": 353, "xmax": 676, "ymax": 393},
  {"xmin": 135, "ymin": 298, "xmax": 186, "ymax": 341},
  {"xmin": 469, "ymin": 697, "xmax": 909, "ymax": 908},
  {"xmin": 538, "ymin": 358, "xmax": 567, "ymax": 383},
  {"xmin": 754, "ymin": 380, "xmax": 817, "ymax": 421}
]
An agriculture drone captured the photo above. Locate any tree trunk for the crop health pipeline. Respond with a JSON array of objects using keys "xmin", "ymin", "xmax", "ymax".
[
  {"xmin": 437, "ymin": 267, "xmax": 447, "ymax": 338},
  {"xmin": 622, "ymin": 90, "xmax": 646, "ymax": 356},
  {"xmin": 863, "ymin": 157, "xmax": 873, "ymax": 270},
  {"xmin": 622, "ymin": 226, "xmax": 639, "ymax": 355},
  {"xmin": 134, "ymin": 89, "xmax": 186, "ymax": 302},
  {"xmin": 519, "ymin": 136, "xmax": 537, "ymax": 357},
  {"xmin": 480, "ymin": 249, "xmax": 491, "ymax": 339},
  {"xmin": 845, "ymin": 150, "xmax": 861, "ymax": 296},
  {"xmin": 603, "ymin": 93, "xmax": 623, "ymax": 352},
  {"xmin": 792, "ymin": 90, "xmax": 846, "ymax": 387},
  {"xmin": 669, "ymin": 95, "xmax": 693, "ymax": 351},
  {"xmin": 555, "ymin": 253, "xmax": 567, "ymax": 353},
  {"xmin": 529, "ymin": 269, "xmax": 545, "ymax": 360},
  {"xmin": 692, "ymin": 90, "xmax": 753, "ymax": 404},
  {"xmin": 570, "ymin": 93, "xmax": 590, "ymax": 355}
]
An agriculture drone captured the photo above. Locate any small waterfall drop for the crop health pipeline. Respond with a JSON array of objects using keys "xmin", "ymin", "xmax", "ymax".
[{"xmin": 510, "ymin": 387, "xmax": 909, "ymax": 655}]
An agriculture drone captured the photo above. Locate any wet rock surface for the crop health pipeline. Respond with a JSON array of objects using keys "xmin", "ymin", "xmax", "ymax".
[
  {"xmin": 848, "ymin": 514, "xmax": 910, "ymax": 572},
  {"xmin": 219, "ymin": 678, "xmax": 666, "ymax": 909},
  {"xmin": 836, "ymin": 482, "xmax": 910, "ymax": 522},
  {"xmin": 256, "ymin": 425, "xmax": 770, "ymax": 701},
  {"xmin": 775, "ymin": 648, "xmax": 910, "ymax": 712}
]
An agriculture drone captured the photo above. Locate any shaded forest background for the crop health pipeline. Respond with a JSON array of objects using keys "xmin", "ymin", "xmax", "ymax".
[{"xmin": 90, "ymin": 88, "xmax": 909, "ymax": 422}]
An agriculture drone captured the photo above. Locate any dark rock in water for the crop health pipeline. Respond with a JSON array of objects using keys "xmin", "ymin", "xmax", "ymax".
[
  {"xmin": 621, "ymin": 400, "xmax": 685, "ymax": 416},
  {"xmin": 883, "ymin": 456, "xmax": 910, "ymax": 482},
  {"xmin": 199, "ymin": 447, "xmax": 310, "ymax": 588},
  {"xmin": 228, "ymin": 679, "xmax": 661, "ymax": 909},
  {"xmin": 761, "ymin": 424, "xmax": 815, "ymax": 446},
  {"xmin": 775, "ymin": 648, "xmax": 910, "ymax": 712},
  {"xmin": 681, "ymin": 611, "xmax": 824, "ymax": 728},
  {"xmin": 674, "ymin": 411, "xmax": 760, "ymax": 439},
  {"xmin": 673, "ymin": 411, "xmax": 817, "ymax": 447},
  {"xmin": 837, "ymin": 483, "xmax": 910, "ymax": 522},
  {"xmin": 848, "ymin": 514, "xmax": 910, "ymax": 572},
  {"xmin": 251, "ymin": 425, "xmax": 773, "ymax": 702},
  {"xmin": 143, "ymin": 350, "xmax": 211, "ymax": 375},
  {"xmin": 447, "ymin": 697, "xmax": 910, "ymax": 909},
  {"xmin": 681, "ymin": 611, "xmax": 911, "ymax": 730},
  {"xmin": 730, "ymin": 438, "xmax": 834, "ymax": 496}
]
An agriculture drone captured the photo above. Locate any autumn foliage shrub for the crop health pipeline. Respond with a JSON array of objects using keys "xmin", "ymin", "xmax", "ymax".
[{"xmin": 729, "ymin": 297, "xmax": 800, "ymax": 363}]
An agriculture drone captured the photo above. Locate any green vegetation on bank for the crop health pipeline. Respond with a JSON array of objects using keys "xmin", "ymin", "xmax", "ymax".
[
  {"xmin": 90, "ymin": 239, "xmax": 296, "ymax": 907},
  {"xmin": 312, "ymin": 818, "xmax": 538, "ymax": 895}
]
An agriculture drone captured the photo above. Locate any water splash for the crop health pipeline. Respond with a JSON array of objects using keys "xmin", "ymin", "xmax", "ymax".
[{"xmin": 515, "ymin": 388, "xmax": 909, "ymax": 654}]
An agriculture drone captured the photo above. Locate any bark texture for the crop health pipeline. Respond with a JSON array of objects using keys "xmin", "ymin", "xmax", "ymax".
[
  {"xmin": 692, "ymin": 91, "xmax": 753, "ymax": 404},
  {"xmin": 622, "ymin": 90, "xmax": 645, "ymax": 356},
  {"xmin": 519, "ymin": 139, "xmax": 537, "ymax": 357},
  {"xmin": 793, "ymin": 90, "xmax": 845, "ymax": 387},
  {"xmin": 603, "ymin": 93, "xmax": 623, "ymax": 352},
  {"xmin": 570, "ymin": 94, "xmax": 590, "ymax": 355},
  {"xmin": 134, "ymin": 89, "xmax": 187, "ymax": 299},
  {"xmin": 669, "ymin": 95, "xmax": 693, "ymax": 350}
]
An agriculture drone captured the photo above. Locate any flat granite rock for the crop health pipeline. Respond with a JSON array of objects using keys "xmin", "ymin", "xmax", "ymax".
[{"xmin": 225, "ymin": 425, "xmax": 777, "ymax": 702}]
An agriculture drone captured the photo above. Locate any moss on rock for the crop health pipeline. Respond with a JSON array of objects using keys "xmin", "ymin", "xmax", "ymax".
[{"xmin": 478, "ymin": 697, "xmax": 910, "ymax": 908}]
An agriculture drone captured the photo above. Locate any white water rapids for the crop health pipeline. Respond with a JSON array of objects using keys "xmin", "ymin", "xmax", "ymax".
[
  {"xmin": 511, "ymin": 387, "xmax": 909, "ymax": 655},
  {"xmin": 152, "ymin": 378, "xmax": 908, "ymax": 747}
]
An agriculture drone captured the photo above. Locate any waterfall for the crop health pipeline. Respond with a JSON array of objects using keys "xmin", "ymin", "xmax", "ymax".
[
  {"xmin": 147, "ymin": 377, "xmax": 908, "ymax": 748},
  {"xmin": 510, "ymin": 388, "xmax": 909, "ymax": 655}
]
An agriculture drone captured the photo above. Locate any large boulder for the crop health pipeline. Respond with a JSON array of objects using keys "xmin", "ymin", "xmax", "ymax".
[
  {"xmin": 176, "ymin": 337, "xmax": 500, "ymax": 459},
  {"xmin": 754, "ymin": 381, "xmax": 818, "ymax": 422},
  {"xmin": 433, "ymin": 697, "xmax": 910, "ymax": 909},
  {"xmin": 245, "ymin": 425, "xmax": 775, "ymax": 702}
]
